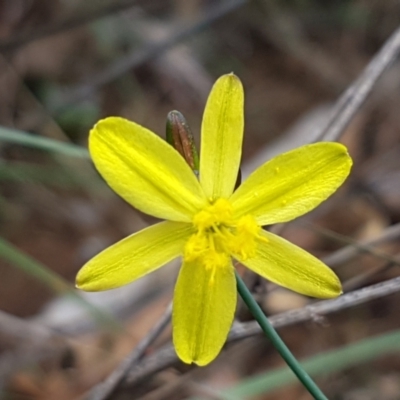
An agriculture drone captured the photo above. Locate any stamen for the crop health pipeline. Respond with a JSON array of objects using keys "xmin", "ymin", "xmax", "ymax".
[{"xmin": 184, "ymin": 198, "xmax": 265, "ymax": 268}]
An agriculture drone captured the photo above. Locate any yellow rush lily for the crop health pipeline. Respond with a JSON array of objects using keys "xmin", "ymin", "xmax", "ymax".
[{"xmin": 76, "ymin": 74, "xmax": 352, "ymax": 366}]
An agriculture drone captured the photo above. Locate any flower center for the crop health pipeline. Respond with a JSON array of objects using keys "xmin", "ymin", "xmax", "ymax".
[{"xmin": 184, "ymin": 198, "xmax": 265, "ymax": 270}]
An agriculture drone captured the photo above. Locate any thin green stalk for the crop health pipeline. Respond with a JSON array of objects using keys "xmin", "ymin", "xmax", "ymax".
[
  {"xmin": 0, "ymin": 126, "xmax": 89, "ymax": 158},
  {"xmin": 235, "ymin": 271, "xmax": 328, "ymax": 400},
  {"xmin": 224, "ymin": 329, "xmax": 400, "ymax": 398}
]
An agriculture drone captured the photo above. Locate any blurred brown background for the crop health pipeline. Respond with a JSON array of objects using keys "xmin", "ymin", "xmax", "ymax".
[{"xmin": 0, "ymin": 0, "xmax": 400, "ymax": 399}]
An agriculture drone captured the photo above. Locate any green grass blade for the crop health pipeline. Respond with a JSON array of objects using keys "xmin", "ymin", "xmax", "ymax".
[
  {"xmin": 0, "ymin": 162, "xmax": 105, "ymax": 191},
  {"xmin": 0, "ymin": 236, "xmax": 123, "ymax": 331},
  {"xmin": 0, "ymin": 126, "xmax": 89, "ymax": 158},
  {"xmin": 0, "ymin": 163, "xmax": 80, "ymax": 187},
  {"xmin": 222, "ymin": 329, "xmax": 400, "ymax": 399}
]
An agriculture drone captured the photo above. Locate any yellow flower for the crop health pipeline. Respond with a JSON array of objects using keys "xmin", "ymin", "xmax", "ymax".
[{"xmin": 76, "ymin": 74, "xmax": 352, "ymax": 366}]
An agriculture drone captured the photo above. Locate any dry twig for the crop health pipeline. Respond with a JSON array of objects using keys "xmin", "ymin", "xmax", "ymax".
[
  {"xmin": 316, "ymin": 25, "xmax": 400, "ymax": 142},
  {"xmin": 121, "ymin": 276, "xmax": 400, "ymax": 389},
  {"xmin": 0, "ymin": 0, "xmax": 142, "ymax": 53},
  {"xmin": 321, "ymin": 222, "xmax": 400, "ymax": 267},
  {"xmin": 51, "ymin": 0, "xmax": 247, "ymax": 113},
  {"xmin": 86, "ymin": 303, "xmax": 172, "ymax": 400}
]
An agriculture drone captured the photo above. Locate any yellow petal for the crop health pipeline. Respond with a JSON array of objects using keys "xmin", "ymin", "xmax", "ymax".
[
  {"xmin": 90, "ymin": 117, "xmax": 207, "ymax": 222},
  {"xmin": 230, "ymin": 142, "xmax": 352, "ymax": 225},
  {"xmin": 173, "ymin": 259, "xmax": 236, "ymax": 366},
  {"xmin": 200, "ymin": 74, "xmax": 244, "ymax": 200},
  {"xmin": 236, "ymin": 230, "xmax": 342, "ymax": 298},
  {"xmin": 76, "ymin": 221, "xmax": 192, "ymax": 291}
]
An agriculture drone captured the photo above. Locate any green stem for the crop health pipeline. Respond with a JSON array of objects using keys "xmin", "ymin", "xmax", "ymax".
[{"xmin": 235, "ymin": 271, "xmax": 328, "ymax": 400}]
